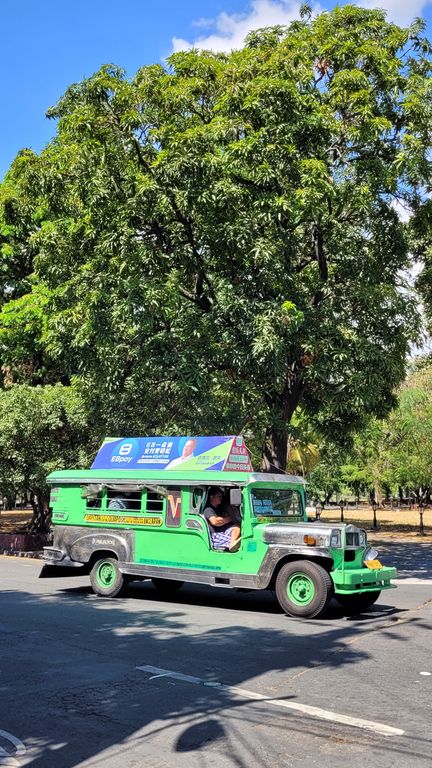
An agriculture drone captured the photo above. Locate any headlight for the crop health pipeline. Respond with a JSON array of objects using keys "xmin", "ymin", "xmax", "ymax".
[
  {"xmin": 330, "ymin": 530, "xmax": 341, "ymax": 548},
  {"xmin": 364, "ymin": 546, "xmax": 379, "ymax": 562}
]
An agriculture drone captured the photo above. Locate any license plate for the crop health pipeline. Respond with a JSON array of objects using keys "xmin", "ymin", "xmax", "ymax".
[{"xmin": 365, "ymin": 559, "xmax": 382, "ymax": 570}]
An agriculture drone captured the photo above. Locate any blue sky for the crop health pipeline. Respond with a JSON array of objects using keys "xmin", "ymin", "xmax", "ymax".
[{"xmin": 1, "ymin": 0, "xmax": 432, "ymax": 180}]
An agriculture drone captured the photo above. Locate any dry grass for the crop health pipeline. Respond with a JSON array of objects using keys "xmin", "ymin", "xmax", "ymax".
[
  {"xmin": 315, "ymin": 505, "xmax": 432, "ymax": 541},
  {"xmin": 0, "ymin": 510, "xmax": 33, "ymax": 533}
]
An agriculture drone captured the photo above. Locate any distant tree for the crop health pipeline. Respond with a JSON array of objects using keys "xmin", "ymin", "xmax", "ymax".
[
  {"xmin": 1, "ymin": 6, "xmax": 431, "ymax": 468},
  {"xmin": 306, "ymin": 446, "xmax": 345, "ymax": 505},
  {"xmin": 383, "ymin": 368, "xmax": 432, "ymax": 499},
  {"xmin": 0, "ymin": 384, "xmax": 93, "ymax": 531},
  {"xmin": 340, "ymin": 419, "xmax": 388, "ymax": 504},
  {"xmin": 310, "ymin": 368, "xmax": 432, "ymax": 505}
]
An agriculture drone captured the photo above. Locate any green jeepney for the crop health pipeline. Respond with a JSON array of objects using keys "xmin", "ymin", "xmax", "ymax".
[{"xmin": 41, "ymin": 435, "xmax": 396, "ymax": 618}]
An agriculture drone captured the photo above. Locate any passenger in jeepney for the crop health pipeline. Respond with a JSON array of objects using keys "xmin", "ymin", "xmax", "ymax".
[
  {"xmin": 203, "ymin": 486, "xmax": 241, "ymax": 551},
  {"xmin": 107, "ymin": 493, "xmax": 128, "ymax": 510},
  {"xmin": 221, "ymin": 492, "xmax": 242, "ymax": 525},
  {"xmin": 107, "ymin": 492, "xmax": 139, "ymax": 511}
]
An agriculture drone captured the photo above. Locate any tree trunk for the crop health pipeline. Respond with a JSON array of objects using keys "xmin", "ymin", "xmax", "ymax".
[
  {"xmin": 4, "ymin": 493, "xmax": 16, "ymax": 511},
  {"xmin": 28, "ymin": 490, "xmax": 51, "ymax": 533},
  {"xmin": 261, "ymin": 426, "xmax": 288, "ymax": 473},
  {"xmin": 373, "ymin": 479, "xmax": 382, "ymax": 507},
  {"xmin": 261, "ymin": 375, "xmax": 304, "ymax": 472}
]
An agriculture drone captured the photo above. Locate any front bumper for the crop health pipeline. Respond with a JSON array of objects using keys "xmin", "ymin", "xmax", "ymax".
[{"xmin": 331, "ymin": 565, "xmax": 397, "ymax": 594}]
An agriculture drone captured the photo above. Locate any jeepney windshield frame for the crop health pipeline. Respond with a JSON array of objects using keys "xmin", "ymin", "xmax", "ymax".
[{"xmin": 249, "ymin": 485, "xmax": 305, "ymax": 520}]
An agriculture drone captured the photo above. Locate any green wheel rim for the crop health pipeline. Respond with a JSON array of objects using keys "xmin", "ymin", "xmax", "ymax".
[
  {"xmin": 286, "ymin": 572, "xmax": 315, "ymax": 606},
  {"xmin": 96, "ymin": 561, "xmax": 116, "ymax": 588}
]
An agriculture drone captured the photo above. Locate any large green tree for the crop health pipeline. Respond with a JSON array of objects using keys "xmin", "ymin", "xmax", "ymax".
[{"xmin": 1, "ymin": 6, "xmax": 431, "ymax": 469}]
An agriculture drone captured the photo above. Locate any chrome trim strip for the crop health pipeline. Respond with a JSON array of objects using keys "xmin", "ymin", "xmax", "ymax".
[
  {"xmin": 185, "ymin": 519, "xmax": 204, "ymax": 530},
  {"xmin": 121, "ymin": 562, "xmax": 263, "ymax": 589}
]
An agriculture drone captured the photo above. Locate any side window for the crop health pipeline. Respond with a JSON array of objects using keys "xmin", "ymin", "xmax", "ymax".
[
  {"xmin": 251, "ymin": 488, "xmax": 302, "ymax": 518},
  {"xmin": 145, "ymin": 492, "xmax": 165, "ymax": 513},
  {"xmin": 166, "ymin": 489, "xmax": 182, "ymax": 528},
  {"xmin": 86, "ymin": 495, "xmax": 102, "ymax": 510},
  {"xmin": 82, "ymin": 486, "xmax": 102, "ymax": 509},
  {"xmin": 106, "ymin": 490, "xmax": 142, "ymax": 511},
  {"xmin": 190, "ymin": 488, "xmax": 205, "ymax": 514}
]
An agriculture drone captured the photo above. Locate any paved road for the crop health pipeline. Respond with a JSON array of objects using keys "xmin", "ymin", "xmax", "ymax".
[{"xmin": 0, "ymin": 543, "xmax": 431, "ymax": 768}]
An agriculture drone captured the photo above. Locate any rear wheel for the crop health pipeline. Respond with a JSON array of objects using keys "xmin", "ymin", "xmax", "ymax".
[
  {"xmin": 335, "ymin": 591, "xmax": 381, "ymax": 614},
  {"xmin": 152, "ymin": 578, "xmax": 184, "ymax": 594},
  {"xmin": 90, "ymin": 557, "xmax": 127, "ymax": 597},
  {"xmin": 275, "ymin": 561, "xmax": 332, "ymax": 618}
]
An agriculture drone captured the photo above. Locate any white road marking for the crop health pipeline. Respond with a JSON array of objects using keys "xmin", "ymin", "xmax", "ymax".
[
  {"xmin": 0, "ymin": 732, "xmax": 25, "ymax": 756},
  {"xmin": 137, "ymin": 664, "xmax": 404, "ymax": 737},
  {"xmin": 0, "ymin": 751, "xmax": 19, "ymax": 767},
  {"xmin": 394, "ymin": 578, "xmax": 432, "ymax": 584},
  {"xmin": 420, "ymin": 671, "xmax": 431, "ymax": 676},
  {"xmin": 0, "ymin": 729, "xmax": 26, "ymax": 766}
]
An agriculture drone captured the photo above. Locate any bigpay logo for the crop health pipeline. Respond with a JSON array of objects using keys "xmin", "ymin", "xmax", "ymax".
[{"xmin": 119, "ymin": 443, "xmax": 133, "ymax": 455}]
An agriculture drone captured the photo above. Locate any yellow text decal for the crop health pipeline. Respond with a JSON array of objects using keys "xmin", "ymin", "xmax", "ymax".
[{"xmin": 84, "ymin": 514, "xmax": 163, "ymax": 526}]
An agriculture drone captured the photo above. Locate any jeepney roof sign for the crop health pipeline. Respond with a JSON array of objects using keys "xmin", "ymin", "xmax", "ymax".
[{"xmin": 91, "ymin": 435, "xmax": 253, "ymax": 472}]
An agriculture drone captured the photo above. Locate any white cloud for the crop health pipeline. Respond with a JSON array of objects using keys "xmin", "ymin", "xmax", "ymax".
[
  {"xmin": 171, "ymin": 0, "xmax": 309, "ymax": 53},
  {"xmin": 171, "ymin": 0, "xmax": 432, "ymax": 54},
  {"xmin": 359, "ymin": 0, "xmax": 432, "ymax": 25},
  {"xmin": 391, "ymin": 198, "xmax": 412, "ymax": 223}
]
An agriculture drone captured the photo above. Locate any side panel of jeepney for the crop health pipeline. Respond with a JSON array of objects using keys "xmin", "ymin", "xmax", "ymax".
[
  {"xmin": 133, "ymin": 487, "xmax": 265, "ymax": 575},
  {"xmin": 50, "ymin": 485, "xmax": 85, "ymax": 524},
  {"xmin": 50, "ymin": 483, "xmax": 268, "ymax": 576}
]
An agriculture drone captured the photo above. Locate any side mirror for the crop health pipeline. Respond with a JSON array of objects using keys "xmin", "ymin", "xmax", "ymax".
[{"xmin": 230, "ymin": 489, "xmax": 242, "ymax": 506}]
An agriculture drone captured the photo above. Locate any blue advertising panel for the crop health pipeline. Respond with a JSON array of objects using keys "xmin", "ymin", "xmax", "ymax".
[{"xmin": 90, "ymin": 435, "xmax": 252, "ymax": 472}]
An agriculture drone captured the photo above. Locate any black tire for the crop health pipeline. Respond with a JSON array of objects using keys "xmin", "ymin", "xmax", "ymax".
[
  {"xmin": 152, "ymin": 578, "xmax": 184, "ymax": 594},
  {"xmin": 335, "ymin": 591, "xmax": 381, "ymax": 615},
  {"xmin": 90, "ymin": 557, "xmax": 127, "ymax": 597},
  {"xmin": 275, "ymin": 560, "xmax": 332, "ymax": 618}
]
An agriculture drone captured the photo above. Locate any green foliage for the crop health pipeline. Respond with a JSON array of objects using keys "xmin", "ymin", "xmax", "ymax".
[
  {"xmin": 308, "ymin": 367, "xmax": 432, "ymax": 501},
  {"xmin": 0, "ymin": 150, "xmax": 41, "ymax": 305},
  {"xmin": 384, "ymin": 368, "xmax": 432, "ymax": 491},
  {"xmin": 0, "ymin": 384, "xmax": 94, "ymax": 530},
  {"xmin": 1, "ymin": 6, "xmax": 431, "ymax": 469}
]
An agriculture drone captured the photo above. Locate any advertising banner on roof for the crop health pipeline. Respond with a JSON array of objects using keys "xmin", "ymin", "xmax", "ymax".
[{"xmin": 91, "ymin": 435, "xmax": 253, "ymax": 472}]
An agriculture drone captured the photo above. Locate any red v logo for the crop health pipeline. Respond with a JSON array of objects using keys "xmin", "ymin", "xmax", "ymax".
[{"xmin": 168, "ymin": 494, "xmax": 181, "ymax": 519}]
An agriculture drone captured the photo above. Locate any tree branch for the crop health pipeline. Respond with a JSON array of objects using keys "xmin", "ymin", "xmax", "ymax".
[{"xmin": 312, "ymin": 221, "xmax": 328, "ymax": 282}]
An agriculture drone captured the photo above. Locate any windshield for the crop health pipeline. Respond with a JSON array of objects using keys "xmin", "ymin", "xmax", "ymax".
[{"xmin": 251, "ymin": 488, "xmax": 303, "ymax": 519}]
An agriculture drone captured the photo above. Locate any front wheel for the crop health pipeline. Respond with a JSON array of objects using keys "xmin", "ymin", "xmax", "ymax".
[
  {"xmin": 335, "ymin": 591, "xmax": 381, "ymax": 615},
  {"xmin": 90, "ymin": 557, "xmax": 127, "ymax": 597},
  {"xmin": 275, "ymin": 561, "xmax": 332, "ymax": 618}
]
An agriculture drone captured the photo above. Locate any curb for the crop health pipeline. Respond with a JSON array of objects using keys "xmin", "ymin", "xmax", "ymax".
[
  {"xmin": 1, "ymin": 550, "xmax": 44, "ymax": 559},
  {"xmin": 0, "ymin": 532, "xmax": 50, "ymax": 557}
]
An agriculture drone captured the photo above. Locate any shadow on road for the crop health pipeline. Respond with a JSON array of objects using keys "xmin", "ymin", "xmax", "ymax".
[{"xmin": 1, "ymin": 572, "xmax": 431, "ymax": 768}]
